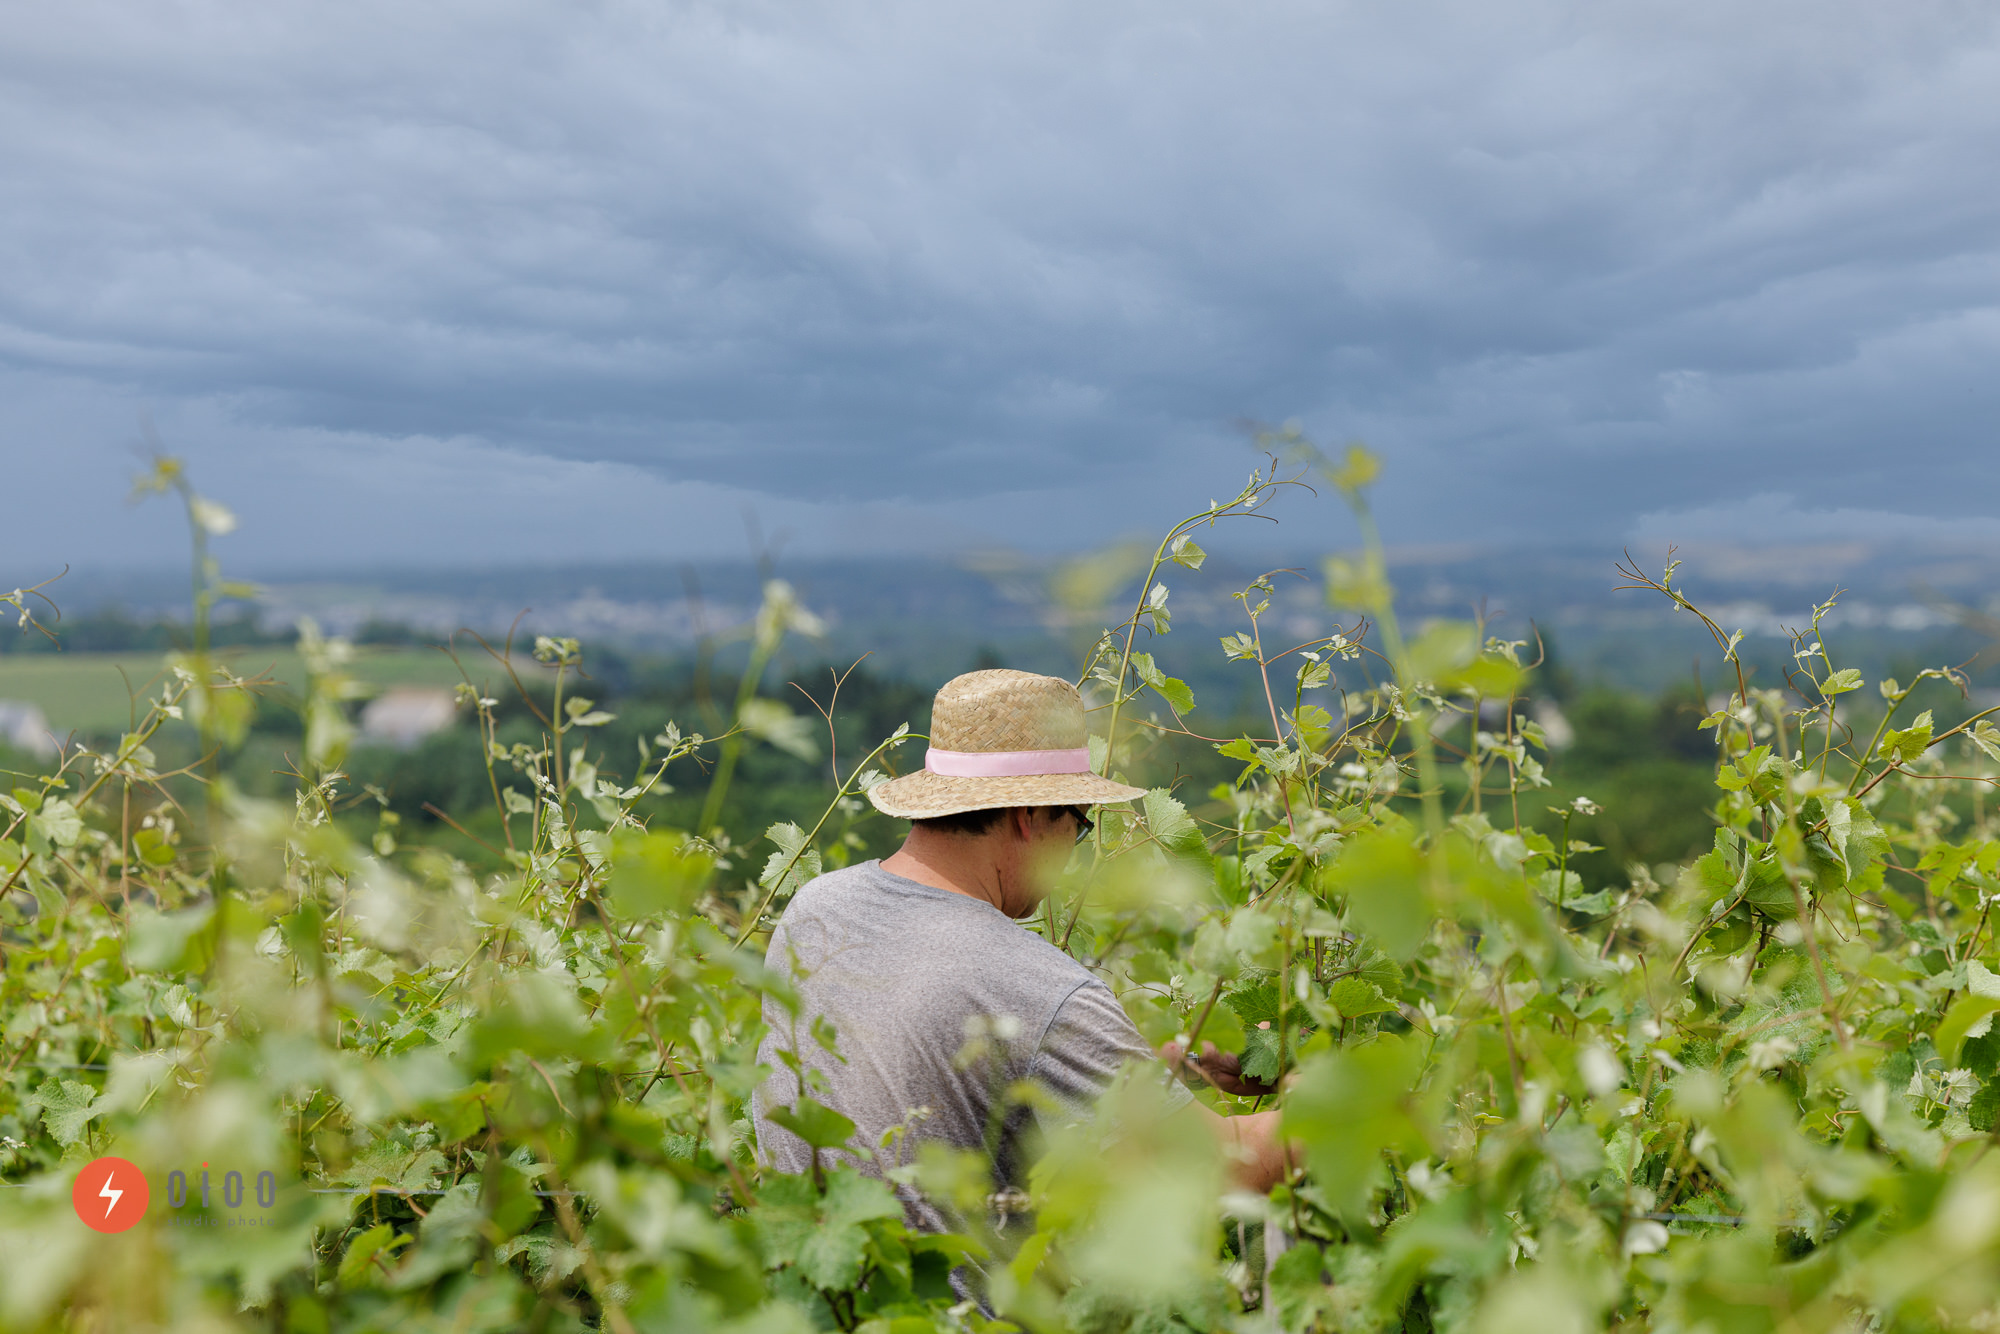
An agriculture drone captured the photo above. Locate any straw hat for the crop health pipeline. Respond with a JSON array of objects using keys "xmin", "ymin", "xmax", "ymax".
[{"xmin": 867, "ymin": 669, "xmax": 1146, "ymax": 820}]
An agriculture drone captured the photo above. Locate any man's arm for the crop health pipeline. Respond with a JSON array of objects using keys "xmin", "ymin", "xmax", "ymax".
[
  {"xmin": 1160, "ymin": 1039, "xmax": 1296, "ymax": 1192},
  {"xmin": 1031, "ymin": 987, "xmax": 1297, "ymax": 1192}
]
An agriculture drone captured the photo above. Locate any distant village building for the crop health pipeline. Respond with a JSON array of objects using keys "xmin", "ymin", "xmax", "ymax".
[
  {"xmin": 0, "ymin": 701, "xmax": 58, "ymax": 758},
  {"xmin": 358, "ymin": 686, "xmax": 459, "ymax": 749},
  {"xmin": 1530, "ymin": 699, "xmax": 1575, "ymax": 750}
]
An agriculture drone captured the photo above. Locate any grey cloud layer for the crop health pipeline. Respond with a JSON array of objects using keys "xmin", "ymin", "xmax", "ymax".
[{"xmin": 4, "ymin": 0, "xmax": 1999, "ymax": 553}]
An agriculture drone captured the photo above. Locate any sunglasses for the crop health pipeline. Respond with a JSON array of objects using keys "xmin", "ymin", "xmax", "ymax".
[{"xmin": 1058, "ymin": 806, "xmax": 1095, "ymax": 844}]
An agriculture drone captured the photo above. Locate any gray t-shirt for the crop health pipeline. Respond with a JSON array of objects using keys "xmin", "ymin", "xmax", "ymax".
[{"xmin": 752, "ymin": 860, "xmax": 1187, "ymax": 1230}]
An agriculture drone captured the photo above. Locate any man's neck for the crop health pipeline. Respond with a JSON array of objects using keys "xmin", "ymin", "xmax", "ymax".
[{"xmin": 882, "ymin": 832, "xmax": 1010, "ymax": 915}]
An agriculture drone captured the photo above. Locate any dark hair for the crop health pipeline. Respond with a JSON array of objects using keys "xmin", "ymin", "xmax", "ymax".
[{"xmin": 910, "ymin": 805, "xmax": 1084, "ymax": 837}]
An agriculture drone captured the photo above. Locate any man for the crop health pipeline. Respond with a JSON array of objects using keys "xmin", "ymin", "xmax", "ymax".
[{"xmin": 752, "ymin": 669, "xmax": 1289, "ymax": 1235}]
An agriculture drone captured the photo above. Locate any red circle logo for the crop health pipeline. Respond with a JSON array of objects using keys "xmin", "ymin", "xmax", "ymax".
[{"xmin": 71, "ymin": 1156, "xmax": 149, "ymax": 1232}]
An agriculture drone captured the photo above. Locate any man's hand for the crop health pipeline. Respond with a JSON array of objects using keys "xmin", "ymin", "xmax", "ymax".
[{"xmin": 1160, "ymin": 1039, "xmax": 1277, "ymax": 1098}]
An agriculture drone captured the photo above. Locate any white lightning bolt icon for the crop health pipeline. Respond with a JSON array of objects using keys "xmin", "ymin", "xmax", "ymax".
[{"xmin": 97, "ymin": 1171, "xmax": 123, "ymax": 1219}]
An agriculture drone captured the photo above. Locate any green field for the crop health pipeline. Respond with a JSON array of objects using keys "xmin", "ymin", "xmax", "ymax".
[{"xmin": 0, "ymin": 646, "xmax": 502, "ymax": 736}]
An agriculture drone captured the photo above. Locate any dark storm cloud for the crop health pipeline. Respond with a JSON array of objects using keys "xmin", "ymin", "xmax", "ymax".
[{"xmin": 3, "ymin": 0, "xmax": 1999, "ymax": 564}]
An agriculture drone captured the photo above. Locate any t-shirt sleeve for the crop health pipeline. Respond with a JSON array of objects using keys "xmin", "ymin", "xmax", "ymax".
[{"xmin": 1028, "ymin": 980, "xmax": 1193, "ymax": 1126}]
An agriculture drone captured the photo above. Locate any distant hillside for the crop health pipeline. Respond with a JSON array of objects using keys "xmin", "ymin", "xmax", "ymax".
[{"xmin": 9, "ymin": 537, "xmax": 1994, "ymax": 698}]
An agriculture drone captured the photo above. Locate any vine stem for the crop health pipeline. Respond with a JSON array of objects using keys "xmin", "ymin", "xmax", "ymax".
[
  {"xmin": 1335, "ymin": 474, "xmax": 1445, "ymax": 847},
  {"xmin": 1182, "ymin": 977, "xmax": 1228, "ymax": 1060},
  {"xmin": 536, "ymin": 1140, "xmax": 639, "ymax": 1334},
  {"xmin": 1248, "ymin": 604, "xmax": 1300, "ymax": 841},
  {"xmin": 1841, "ymin": 705, "xmax": 2000, "ymax": 810},
  {"xmin": 1791, "ymin": 876, "xmax": 1851, "ymax": 1049},
  {"xmin": 1614, "ymin": 548, "xmax": 1752, "ymax": 711},
  {"xmin": 732, "ymin": 730, "xmax": 924, "ymax": 948},
  {"xmin": 698, "ymin": 625, "xmax": 780, "ymax": 835},
  {"xmin": 1491, "ymin": 964, "xmax": 1524, "ymax": 1096},
  {"xmin": 1669, "ymin": 891, "xmax": 1745, "ymax": 982},
  {"xmin": 1094, "ymin": 469, "xmax": 1304, "ymax": 779},
  {"xmin": 1070, "ymin": 469, "xmax": 1305, "ymax": 953}
]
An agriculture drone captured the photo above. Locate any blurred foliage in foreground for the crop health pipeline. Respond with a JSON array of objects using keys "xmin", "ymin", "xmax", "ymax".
[{"xmin": 4, "ymin": 445, "xmax": 2000, "ymax": 1332}]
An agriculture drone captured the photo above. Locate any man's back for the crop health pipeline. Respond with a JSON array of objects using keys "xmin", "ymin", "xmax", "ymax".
[{"xmin": 752, "ymin": 861, "xmax": 1176, "ymax": 1228}]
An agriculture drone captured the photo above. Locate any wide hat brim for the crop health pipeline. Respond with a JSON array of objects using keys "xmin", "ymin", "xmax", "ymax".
[{"xmin": 866, "ymin": 769, "xmax": 1146, "ymax": 820}]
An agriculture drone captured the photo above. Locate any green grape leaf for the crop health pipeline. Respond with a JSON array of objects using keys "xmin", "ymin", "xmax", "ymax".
[
  {"xmin": 739, "ymin": 699, "xmax": 819, "ymax": 760},
  {"xmin": 1881, "ymin": 711, "xmax": 1936, "ymax": 766},
  {"xmin": 1940, "ymin": 993, "xmax": 2000, "ymax": 1066},
  {"xmin": 1225, "ymin": 981, "xmax": 1280, "ymax": 1028},
  {"xmin": 761, "ymin": 823, "xmax": 823, "ymax": 897},
  {"xmin": 35, "ymin": 1079, "xmax": 101, "ymax": 1148},
  {"xmin": 1194, "ymin": 999, "xmax": 1247, "ymax": 1055},
  {"xmin": 1325, "ymin": 831, "xmax": 1431, "ymax": 960},
  {"xmin": 1130, "ymin": 653, "xmax": 1195, "ymax": 714},
  {"xmin": 1283, "ymin": 1036, "xmax": 1426, "ymax": 1216},
  {"xmin": 1974, "ymin": 1080, "xmax": 2000, "ymax": 1134},
  {"xmin": 1971, "ymin": 721, "xmax": 2000, "ymax": 764},
  {"xmin": 1239, "ymin": 1024, "xmax": 1284, "ymax": 1083},
  {"xmin": 766, "ymin": 1096, "xmax": 857, "ymax": 1152},
  {"xmin": 609, "ymin": 832, "xmax": 714, "ymax": 919},
  {"xmin": 337, "ymin": 1223, "xmax": 405, "ymax": 1287},
  {"xmin": 1328, "ymin": 976, "xmax": 1396, "ymax": 1019},
  {"xmin": 125, "ymin": 904, "xmax": 216, "ymax": 973},
  {"xmin": 1142, "ymin": 788, "xmax": 1209, "ymax": 861}
]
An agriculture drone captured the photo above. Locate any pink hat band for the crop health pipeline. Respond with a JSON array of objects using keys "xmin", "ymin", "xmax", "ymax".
[{"xmin": 924, "ymin": 746, "xmax": 1093, "ymax": 778}]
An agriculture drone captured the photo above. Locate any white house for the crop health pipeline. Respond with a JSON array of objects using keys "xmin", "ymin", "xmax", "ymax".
[
  {"xmin": 358, "ymin": 686, "xmax": 459, "ymax": 749},
  {"xmin": 0, "ymin": 700, "xmax": 58, "ymax": 758}
]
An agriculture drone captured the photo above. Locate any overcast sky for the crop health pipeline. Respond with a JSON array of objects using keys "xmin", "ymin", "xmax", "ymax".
[{"xmin": 4, "ymin": 0, "xmax": 1999, "ymax": 577}]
